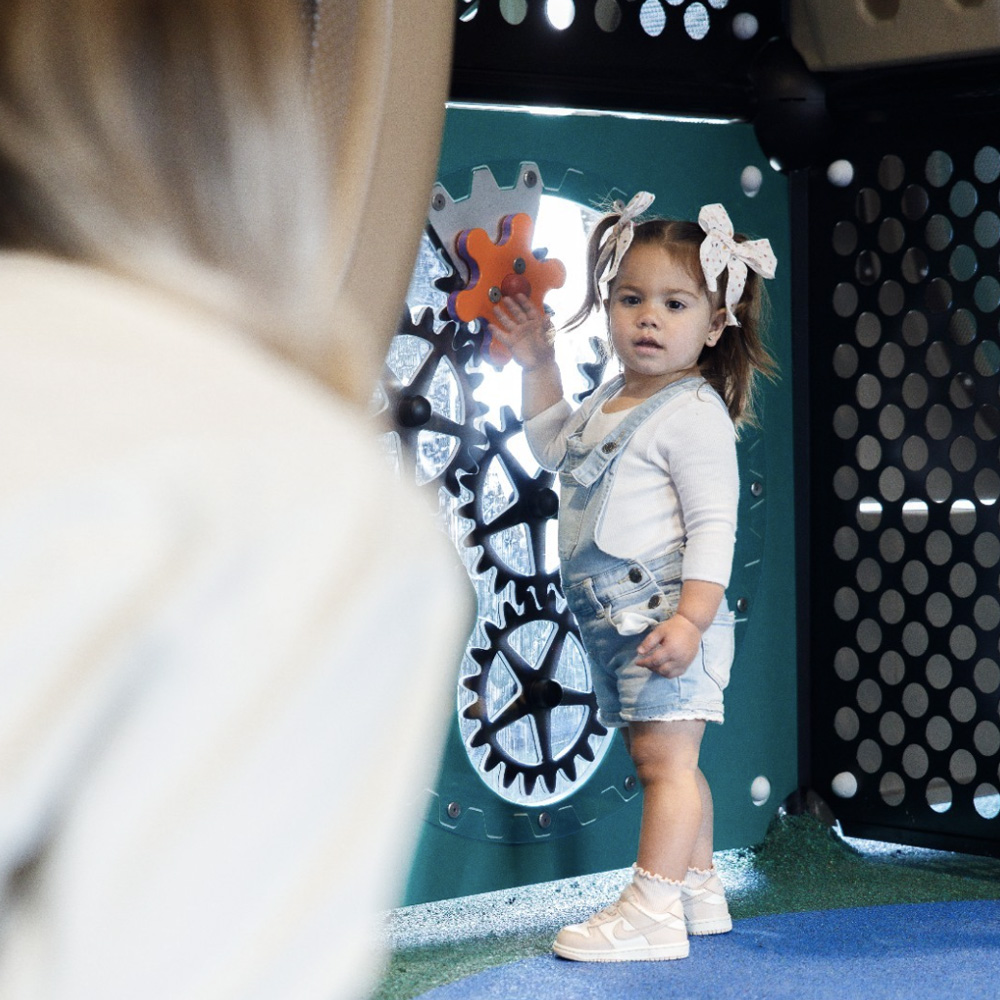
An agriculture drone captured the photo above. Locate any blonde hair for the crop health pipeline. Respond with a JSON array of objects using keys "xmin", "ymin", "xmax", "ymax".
[
  {"xmin": 0, "ymin": 0, "xmax": 333, "ymax": 375},
  {"xmin": 566, "ymin": 210, "xmax": 777, "ymax": 428}
]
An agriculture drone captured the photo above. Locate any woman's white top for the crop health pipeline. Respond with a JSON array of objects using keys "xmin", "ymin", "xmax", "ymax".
[
  {"xmin": 0, "ymin": 254, "xmax": 472, "ymax": 1000},
  {"xmin": 524, "ymin": 379, "xmax": 739, "ymax": 587}
]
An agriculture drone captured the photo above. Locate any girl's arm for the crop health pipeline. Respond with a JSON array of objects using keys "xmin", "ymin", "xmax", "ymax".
[{"xmin": 489, "ymin": 293, "xmax": 564, "ymax": 418}]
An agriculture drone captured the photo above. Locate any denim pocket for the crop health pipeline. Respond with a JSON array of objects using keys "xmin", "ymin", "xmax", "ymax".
[
  {"xmin": 605, "ymin": 580, "xmax": 680, "ymax": 636},
  {"xmin": 701, "ymin": 609, "xmax": 735, "ymax": 690}
]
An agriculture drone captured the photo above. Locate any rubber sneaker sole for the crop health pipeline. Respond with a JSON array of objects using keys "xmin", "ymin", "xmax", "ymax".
[{"xmin": 553, "ymin": 938, "xmax": 690, "ymax": 963}]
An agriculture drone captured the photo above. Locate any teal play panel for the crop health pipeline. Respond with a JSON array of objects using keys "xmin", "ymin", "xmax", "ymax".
[{"xmin": 403, "ymin": 106, "xmax": 796, "ymax": 905}]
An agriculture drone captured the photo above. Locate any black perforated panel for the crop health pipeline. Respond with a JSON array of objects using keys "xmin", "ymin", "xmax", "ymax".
[
  {"xmin": 808, "ymin": 119, "xmax": 1000, "ymax": 854},
  {"xmin": 450, "ymin": 0, "xmax": 783, "ymax": 118}
]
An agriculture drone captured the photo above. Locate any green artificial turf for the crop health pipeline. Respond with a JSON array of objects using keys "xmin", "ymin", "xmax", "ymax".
[{"xmin": 375, "ymin": 813, "xmax": 1000, "ymax": 1000}]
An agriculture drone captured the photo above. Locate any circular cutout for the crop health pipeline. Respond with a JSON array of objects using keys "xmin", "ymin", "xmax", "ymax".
[
  {"xmin": 857, "ymin": 738, "xmax": 883, "ymax": 773},
  {"xmin": 926, "ymin": 277, "xmax": 953, "ymax": 313},
  {"xmin": 950, "ymin": 244, "xmax": 979, "ymax": 282},
  {"xmin": 926, "ymin": 528, "xmax": 953, "ymax": 564},
  {"xmin": 902, "ymin": 310, "xmax": 928, "ymax": 346},
  {"xmin": 974, "ymin": 722, "xmax": 1000, "ymax": 758},
  {"xmin": 902, "ymin": 247, "xmax": 930, "ymax": 283},
  {"xmin": 949, "ymin": 308, "xmax": 977, "ymax": 345},
  {"xmin": 834, "ymin": 282, "xmax": 859, "ymax": 317},
  {"xmin": 856, "ymin": 188, "xmax": 882, "ymax": 224},
  {"xmin": 925, "ymin": 150, "xmax": 954, "ymax": 188},
  {"xmin": 926, "ymin": 776, "xmax": 952, "ymax": 814},
  {"xmin": 835, "ymin": 705, "xmax": 861, "ymax": 740},
  {"xmin": 902, "ymin": 620, "xmax": 929, "ymax": 657},
  {"xmin": 902, "ymin": 742, "xmax": 929, "ymax": 777},
  {"xmin": 974, "ymin": 532, "xmax": 1000, "ymax": 568},
  {"xmin": 878, "ymin": 217, "xmax": 905, "ymax": 253},
  {"xmin": 950, "ymin": 180, "xmax": 979, "ymax": 217},
  {"xmin": 926, "ymin": 653, "xmax": 952, "ymax": 690},
  {"xmin": 835, "ymin": 647, "xmax": 860, "ymax": 682},
  {"xmin": 975, "ymin": 593, "xmax": 1000, "ymax": 630},
  {"xmin": 857, "ymin": 678, "xmax": 883, "ymax": 713},
  {"xmin": 500, "ymin": 0, "xmax": 529, "ymax": 23},
  {"xmin": 950, "ymin": 623, "xmax": 978, "ymax": 661},
  {"xmin": 950, "ymin": 501, "xmax": 977, "ymax": 535},
  {"xmin": 834, "ymin": 525, "xmax": 859, "ymax": 559},
  {"xmin": 856, "ymin": 250, "xmax": 882, "ymax": 285},
  {"xmin": 975, "ymin": 340, "xmax": 1000, "ymax": 377},
  {"xmin": 951, "ymin": 749, "xmax": 978, "ymax": 785},
  {"xmin": 902, "ymin": 559, "xmax": 929, "ymax": 594},
  {"xmin": 949, "ymin": 560, "xmax": 977, "ymax": 597},
  {"xmin": 856, "ymin": 434, "xmax": 882, "ymax": 470},
  {"xmin": 833, "ymin": 343, "xmax": 859, "ymax": 378},
  {"xmin": 925, "ymin": 341, "xmax": 952, "ymax": 378},
  {"xmin": 975, "ymin": 275, "xmax": 1000, "ymax": 312},
  {"xmin": 879, "ymin": 403, "xmax": 905, "ymax": 439},
  {"xmin": 835, "ymin": 586, "xmax": 860, "ymax": 620},
  {"xmin": 925, "ymin": 214, "xmax": 954, "ymax": 251},
  {"xmin": 833, "ymin": 404, "xmax": 859, "ymax": 439},
  {"xmin": 902, "ymin": 372, "xmax": 928, "ymax": 409},
  {"xmin": 880, "ymin": 650, "xmax": 906, "ymax": 685},
  {"xmin": 545, "ymin": 0, "xmax": 576, "ymax": 29},
  {"xmin": 901, "ymin": 435, "xmax": 928, "ymax": 471},
  {"xmin": 878, "ymin": 154, "xmax": 905, "ymax": 191},
  {"xmin": 974, "ymin": 783, "xmax": 1000, "ymax": 819},
  {"xmin": 683, "ymin": 2, "xmax": 710, "ymax": 39},
  {"xmin": 950, "ymin": 687, "xmax": 978, "ymax": 724},
  {"xmin": 878, "ymin": 280, "xmax": 905, "ymax": 315},
  {"xmin": 949, "ymin": 435, "xmax": 978, "ymax": 472},
  {"xmin": 856, "ymin": 372, "xmax": 882, "ymax": 409},
  {"xmin": 878, "ymin": 342, "xmax": 905, "ymax": 378},
  {"xmin": 880, "ymin": 711, "xmax": 906, "ymax": 746},
  {"xmin": 878, "ymin": 589, "xmax": 905, "ymax": 625},
  {"xmin": 857, "ymin": 556, "xmax": 883, "ymax": 592},
  {"xmin": 901, "ymin": 184, "xmax": 929, "ymax": 220},
  {"xmin": 594, "ymin": 0, "xmax": 622, "ymax": 31},
  {"xmin": 925, "ymin": 591, "xmax": 953, "ymax": 628},
  {"xmin": 856, "ymin": 618, "xmax": 882, "ymax": 653},
  {"xmin": 926, "ymin": 403, "xmax": 952, "ymax": 439},
  {"xmin": 879, "ymin": 526, "xmax": 905, "ymax": 562},
  {"xmin": 731, "ymin": 12, "xmax": 759, "ymax": 39},
  {"xmin": 857, "ymin": 312, "xmax": 882, "ymax": 347},
  {"xmin": 975, "ymin": 211, "xmax": 1000, "ymax": 248},
  {"xmin": 879, "ymin": 466, "xmax": 905, "ymax": 502},
  {"xmin": 974, "ymin": 659, "xmax": 1000, "ymax": 695},
  {"xmin": 975, "ymin": 404, "xmax": 1000, "ymax": 440},
  {"xmin": 975, "ymin": 145, "xmax": 1000, "ymax": 184},
  {"xmin": 880, "ymin": 771, "xmax": 906, "ymax": 807},
  {"xmin": 834, "ymin": 465, "xmax": 859, "ymax": 500},
  {"xmin": 949, "ymin": 372, "xmax": 976, "ymax": 409},
  {"xmin": 926, "ymin": 467, "xmax": 953, "ymax": 504}
]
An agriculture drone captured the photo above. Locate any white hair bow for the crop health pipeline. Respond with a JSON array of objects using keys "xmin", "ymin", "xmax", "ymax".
[
  {"xmin": 698, "ymin": 203, "xmax": 776, "ymax": 327},
  {"xmin": 596, "ymin": 191, "xmax": 655, "ymax": 298}
]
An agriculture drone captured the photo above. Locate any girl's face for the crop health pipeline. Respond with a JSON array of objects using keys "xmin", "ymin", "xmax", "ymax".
[{"xmin": 605, "ymin": 242, "xmax": 725, "ymax": 393}]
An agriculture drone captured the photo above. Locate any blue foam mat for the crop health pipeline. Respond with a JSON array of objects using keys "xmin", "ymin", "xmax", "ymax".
[{"xmin": 415, "ymin": 899, "xmax": 1000, "ymax": 999}]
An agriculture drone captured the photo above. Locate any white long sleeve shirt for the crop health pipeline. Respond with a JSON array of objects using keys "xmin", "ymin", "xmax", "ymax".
[
  {"xmin": 524, "ymin": 380, "xmax": 739, "ymax": 587},
  {"xmin": 0, "ymin": 253, "xmax": 472, "ymax": 1000}
]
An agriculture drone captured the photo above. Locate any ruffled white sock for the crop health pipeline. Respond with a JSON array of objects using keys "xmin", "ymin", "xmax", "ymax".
[{"xmin": 631, "ymin": 864, "xmax": 683, "ymax": 912}]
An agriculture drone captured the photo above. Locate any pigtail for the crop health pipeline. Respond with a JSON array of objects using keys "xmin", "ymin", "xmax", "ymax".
[
  {"xmin": 563, "ymin": 212, "xmax": 619, "ymax": 333},
  {"xmin": 700, "ymin": 262, "xmax": 777, "ymax": 430}
]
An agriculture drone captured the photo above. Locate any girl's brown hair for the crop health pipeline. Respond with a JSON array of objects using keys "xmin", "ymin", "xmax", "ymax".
[{"xmin": 565, "ymin": 210, "xmax": 777, "ymax": 428}]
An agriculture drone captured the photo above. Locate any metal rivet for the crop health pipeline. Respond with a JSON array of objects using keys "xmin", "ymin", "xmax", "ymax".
[
  {"xmin": 750, "ymin": 481, "xmax": 763, "ymax": 497},
  {"xmin": 431, "ymin": 192, "xmax": 446, "ymax": 211},
  {"xmin": 513, "ymin": 257, "xmax": 527, "ymax": 274},
  {"xmin": 624, "ymin": 775, "xmax": 637, "ymax": 792},
  {"xmin": 538, "ymin": 812, "xmax": 552, "ymax": 829},
  {"xmin": 488, "ymin": 286, "xmax": 501, "ymax": 303},
  {"xmin": 648, "ymin": 594, "xmax": 661, "ymax": 609},
  {"xmin": 447, "ymin": 801, "xmax": 461, "ymax": 819},
  {"xmin": 523, "ymin": 169, "xmax": 538, "ymax": 188},
  {"xmin": 629, "ymin": 567, "xmax": 642, "ymax": 583},
  {"xmin": 736, "ymin": 597, "xmax": 749, "ymax": 613},
  {"xmin": 601, "ymin": 441, "xmax": 617, "ymax": 454}
]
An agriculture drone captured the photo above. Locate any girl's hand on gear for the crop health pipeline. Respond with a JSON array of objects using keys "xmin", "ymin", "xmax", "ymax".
[
  {"xmin": 635, "ymin": 615, "xmax": 701, "ymax": 678},
  {"xmin": 489, "ymin": 293, "xmax": 556, "ymax": 371}
]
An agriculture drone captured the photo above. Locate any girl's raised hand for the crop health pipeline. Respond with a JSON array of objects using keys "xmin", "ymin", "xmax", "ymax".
[{"xmin": 489, "ymin": 293, "xmax": 556, "ymax": 372}]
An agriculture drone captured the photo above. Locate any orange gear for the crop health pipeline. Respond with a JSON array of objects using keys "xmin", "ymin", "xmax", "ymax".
[{"xmin": 448, "ymin": 212, "xmax": 566, "ymax": 366}]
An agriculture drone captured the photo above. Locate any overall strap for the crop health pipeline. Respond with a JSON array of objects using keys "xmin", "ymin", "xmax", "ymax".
[{"xmin": 568, "ymin": 375, "xmax": 704, "ymax": 487}]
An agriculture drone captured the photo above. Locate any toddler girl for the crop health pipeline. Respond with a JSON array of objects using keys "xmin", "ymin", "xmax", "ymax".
[{"xmin": 489, "ymin": 194, "xmax": 776, "ymax": 962}]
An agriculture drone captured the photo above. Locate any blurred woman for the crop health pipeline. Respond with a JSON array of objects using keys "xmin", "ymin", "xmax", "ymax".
[{"xmin": 0, "ymin": 2, "xmax": 467, "ymax": 997}]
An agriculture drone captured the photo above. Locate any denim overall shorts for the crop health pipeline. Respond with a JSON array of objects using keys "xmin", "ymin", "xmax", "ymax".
[{"xmin": 558, "ymin": 374, "xmax": 735, "ymax": 728}]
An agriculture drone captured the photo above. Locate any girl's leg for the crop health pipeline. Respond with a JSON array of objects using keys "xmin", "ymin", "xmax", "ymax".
[{"xmin": 628, "ymin": 719, "xmax": 706, "ymax": 880}]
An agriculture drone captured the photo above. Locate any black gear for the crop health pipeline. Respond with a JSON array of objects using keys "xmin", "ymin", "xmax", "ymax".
[
  {"xmin": 462, "ymin": 593, "xmax": 607, "ymax": 797},
  {"xmin": 378, "ymin": 307, "xmax": 488, "ymax": 497},
  {"xmin": 457, "ymin": 405, "xmax": 561, "ymax": 606}
]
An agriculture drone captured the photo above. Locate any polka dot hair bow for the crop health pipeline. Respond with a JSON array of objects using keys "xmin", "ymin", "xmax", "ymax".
[
  {"xmin": 698, "ymin": 203, "xmax": 777, "ymax": 327},
  {"xmin": 596, "ymin": 190, "xmax": 655, "ymax": 298}
]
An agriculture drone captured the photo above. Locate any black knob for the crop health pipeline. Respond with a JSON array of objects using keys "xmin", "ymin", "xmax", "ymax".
[
  {"xmin": 397, "ymin": 394, "xmax": 432, "ymax": 428},
  {"xmin": 533, "ymin": 488, "xmax": 559, "ymax": 518}
]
